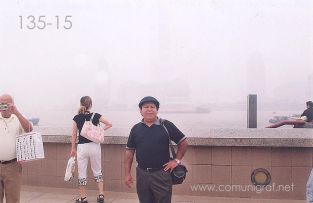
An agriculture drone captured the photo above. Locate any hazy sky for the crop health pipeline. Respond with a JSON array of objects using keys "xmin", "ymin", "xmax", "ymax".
[{"xmin": 0, "ymin": 0, "xmax": 312, "ymax": 113}]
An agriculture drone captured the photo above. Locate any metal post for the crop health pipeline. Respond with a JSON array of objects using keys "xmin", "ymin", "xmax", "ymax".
[{"xmin": 247, "ymin": 94, "xmax": 257, "ymax": 128}]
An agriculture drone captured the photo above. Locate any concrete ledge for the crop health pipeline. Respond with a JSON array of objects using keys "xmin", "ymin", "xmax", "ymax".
[{"xmin": 38, "ymin": 127, "xmax": 313, "ymax": 147}]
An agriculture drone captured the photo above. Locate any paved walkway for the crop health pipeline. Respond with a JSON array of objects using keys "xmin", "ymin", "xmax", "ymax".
[{"xmin": 19, "ymin": 186, "xmax": 306, "ymax": 203}]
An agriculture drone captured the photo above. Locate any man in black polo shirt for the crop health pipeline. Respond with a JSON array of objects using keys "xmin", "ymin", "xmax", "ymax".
[{"xmin": 124, "ymin": 96, "xmax": 188, "ymax": 203}]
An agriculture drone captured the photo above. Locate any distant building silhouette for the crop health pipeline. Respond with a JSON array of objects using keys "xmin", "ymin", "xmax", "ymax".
[{"xmin": 246, "ymin": 52, "xmax": 267, "ymax": 98}]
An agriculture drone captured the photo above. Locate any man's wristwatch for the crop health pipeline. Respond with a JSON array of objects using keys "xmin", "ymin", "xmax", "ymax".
[{"xmin": 174, "ymin": 159, "xmax": 181, "ymax": 165}]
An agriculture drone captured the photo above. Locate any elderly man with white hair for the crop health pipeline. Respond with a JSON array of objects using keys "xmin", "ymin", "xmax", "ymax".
[{"xmin": 0, "ymin": 94, "xmax": 33, "ymax": 203}]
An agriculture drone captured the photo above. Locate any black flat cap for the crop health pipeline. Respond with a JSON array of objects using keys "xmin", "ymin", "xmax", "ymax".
[{"xmin": 139, "ymin": 96, "xmax": 160, "ymax": 109}]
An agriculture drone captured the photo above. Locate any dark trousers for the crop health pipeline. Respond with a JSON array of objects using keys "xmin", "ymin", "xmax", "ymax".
[{"xmin": 136, "ymin": 167, "xmax": 172, "ymax": 203}]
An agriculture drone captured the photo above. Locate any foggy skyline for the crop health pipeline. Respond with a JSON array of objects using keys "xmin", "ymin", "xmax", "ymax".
[{"xmin": 0, "ymin": 0, "xmax": 312, "ymax": 114}]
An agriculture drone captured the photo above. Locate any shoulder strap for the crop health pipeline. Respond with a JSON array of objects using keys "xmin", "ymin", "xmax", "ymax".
[
  {"xmin": 85, "ymin": 113, "xmax": 94, "ymax": 122},
  {"xmin": 160, "ymin": 118, "xmax": 176, "ymax": 159},
  {"xmin": 90, "ymin": 113, "xmax": 95, "ymax": 122}
]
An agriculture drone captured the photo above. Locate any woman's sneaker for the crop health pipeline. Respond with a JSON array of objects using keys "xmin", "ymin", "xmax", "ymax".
[
  {"xmin": 76, "ymin": 197, "xmax": 88, "ymax": 203},
  {"xmin": 97, "ymin": 194, "xmax": 105, "ymax": 203}
]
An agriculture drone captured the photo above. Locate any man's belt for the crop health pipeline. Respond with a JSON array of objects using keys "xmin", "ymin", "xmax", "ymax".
[
  {"xmin": 138, "ymin": 165, "xmax": 163, "ymax": 172},
  {"xmin": 0, "ymin": 158, "xmax": 17, "ymax": 164}
]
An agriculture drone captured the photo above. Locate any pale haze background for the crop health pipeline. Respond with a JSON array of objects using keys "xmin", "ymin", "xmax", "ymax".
[{"xmin": 0, "ymin": 0, "xmax": 312, "ymax": 129}]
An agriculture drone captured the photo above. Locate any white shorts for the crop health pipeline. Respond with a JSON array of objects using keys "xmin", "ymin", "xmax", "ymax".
[{"xmin": 77, "ymin": 142, "xmax": 103, "ymax": 186}]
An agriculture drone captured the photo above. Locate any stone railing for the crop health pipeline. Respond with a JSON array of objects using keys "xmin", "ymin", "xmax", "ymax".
[{"xmin": 22, "ymin": 127, "xmax": 313, "ymax": 200}]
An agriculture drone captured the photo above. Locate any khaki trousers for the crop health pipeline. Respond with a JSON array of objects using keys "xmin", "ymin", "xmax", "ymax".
[{"xmin": 0, "ymin": 162, "xmax": 22, "ymax": 203}]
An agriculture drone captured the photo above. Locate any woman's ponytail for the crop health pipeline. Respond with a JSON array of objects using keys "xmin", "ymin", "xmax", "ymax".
[{"xmin": 78, "ymin": 96, "xmax": 92, "ymax": 114}]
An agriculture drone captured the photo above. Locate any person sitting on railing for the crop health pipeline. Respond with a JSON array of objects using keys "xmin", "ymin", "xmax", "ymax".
[
  {"xmin": 300, "ymin": 101, "xmax": 313, "ymax": 122},
  {"xmin": 267, "ymin": 101, "xmax": 313, "ymax": 128}
]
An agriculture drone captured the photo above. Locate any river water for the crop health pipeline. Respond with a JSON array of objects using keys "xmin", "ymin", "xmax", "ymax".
[{"xmin": 34, "ymin": 110, "xmax": 299, "ymax": 130}]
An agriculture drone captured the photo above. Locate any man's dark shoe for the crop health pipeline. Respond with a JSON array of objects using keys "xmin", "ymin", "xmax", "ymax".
[
  {"xmin": 97, "ymin": 194, "xmax": 105, "ymax": 203},
  {"xmin": 76, "ymin": 197, "xmax": 88, "ymax": 203}
]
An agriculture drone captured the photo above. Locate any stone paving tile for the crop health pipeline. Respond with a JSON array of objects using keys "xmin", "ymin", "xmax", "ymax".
[
  {"xmin": 18, "ymin": 186, "xmax": 306, "ymax": 203},
  {"xmin": 20, "ymin": 191, "xmax": 45, "ymax": 202}
]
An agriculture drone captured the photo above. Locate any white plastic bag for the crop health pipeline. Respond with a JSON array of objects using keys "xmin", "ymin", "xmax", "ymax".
[{"xmin": 64, "ymin": 157, "xmax": 76, "ymax": 181}]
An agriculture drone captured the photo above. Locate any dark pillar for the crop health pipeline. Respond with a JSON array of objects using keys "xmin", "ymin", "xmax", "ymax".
[{"xmin": 247, "ymin": 94, "xmax": 257, "ymax": 128}]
